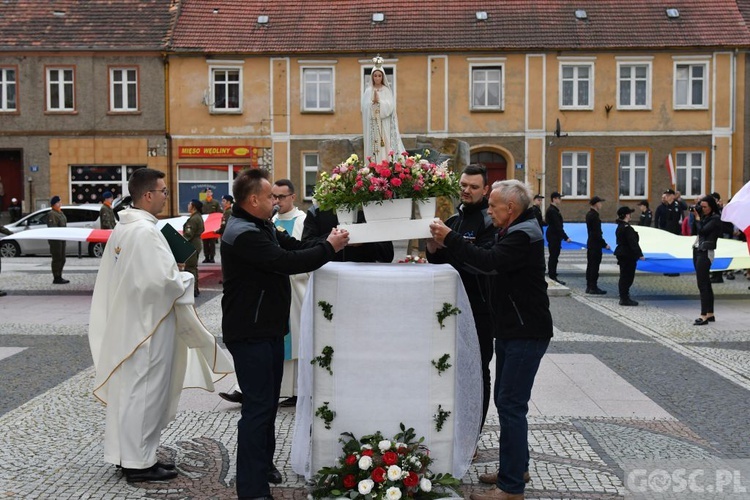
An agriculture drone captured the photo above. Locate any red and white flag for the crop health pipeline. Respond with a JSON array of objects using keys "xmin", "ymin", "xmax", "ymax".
[
  {"xmin": 665, "ymin": 154, "xmax": 676, "ymax": 186},
  {"xmin": 721, "ymin": 180, "xmax": 750, "ymax": 254}
]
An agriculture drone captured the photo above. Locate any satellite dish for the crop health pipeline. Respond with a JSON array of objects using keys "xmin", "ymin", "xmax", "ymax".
[{"xmin": 555, "ymin": 118, "xmax": 568, "ymax": 138}]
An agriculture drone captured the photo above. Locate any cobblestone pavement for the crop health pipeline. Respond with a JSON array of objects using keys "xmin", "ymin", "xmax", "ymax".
[{"xmin": 0, "ymin": 251, "xmax": 748, "ymax": 499}]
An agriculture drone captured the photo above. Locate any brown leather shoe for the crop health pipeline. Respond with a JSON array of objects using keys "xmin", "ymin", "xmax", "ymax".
[
  {"xmin": 469, "ymin": 486, "xmax": 524, "ymax": 500},
  {"xmin": 478, "ymin": 471, "xmax": 530, "ymax": 484}
]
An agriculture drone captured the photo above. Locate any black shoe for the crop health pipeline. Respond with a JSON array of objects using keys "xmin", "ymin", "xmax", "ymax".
[
  {"xmin": 710, "ymin": 276, "xmax": 724, "ymax": 283},
  {"xmin": 219, "ymin": 390, "xmax": 243, "ymax": 404},
  {"xmin": 268, "ymin": 464, "xmax": 283, "ymax": 484},
  {"xmin": 726, "ymin": 273, "xmax": 735, "ymax": 280},
  {"xmin": 586, "ymin": 288, "xmax": 606, "ymax": 295},
  {"xmin": 619, "ymin": 298, "xmax": 639, "ymax": 306},
  {"xmin": 53, "ymin": 278, "xmax": 70, "ymax": 284},
  {"xmin": 208, "ymin": 258, "xmax": 215, "ymax": 263},
  {"xmin": 693, "ymin": 317, "xmax": 710, "ymax": 326},
  {"xmin": 123, "ymin": 464, "xmax": 177, "ymax": 483},
  {"xmin": 0, "ymin": 291, "xmax": 6, "ymax": 297},
  {"xmin": 117, "ymin": 460, "xmax": 175, "ymax": 471},
  {"xmin": 663, "ymin": 273, "xmax": 680, "ymax": 277},
  {"xmin": 707, "ymin": 316, "xmax": 716, "ymax": 322},
  {"xmin": 279, "ymin": 396, "xmax": 297, "ymax": 408},
  {"xmin": 550, "ymin": 277, "xmax": 566, "ymax": 285},
  {"xmin": 202, "ymin": 259, "xmax": 210, "ymax": 264}
]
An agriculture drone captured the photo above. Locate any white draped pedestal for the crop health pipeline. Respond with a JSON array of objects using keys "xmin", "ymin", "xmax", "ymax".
[{"xmin": 291, "ymin": 262, "xmax": 482, "ymax": 480}]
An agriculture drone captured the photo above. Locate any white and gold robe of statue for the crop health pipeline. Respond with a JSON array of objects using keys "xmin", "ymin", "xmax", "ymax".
[
  {"xmin": 361, "ymin": 84, "xmax": 405, "ymax": 164},
  {"xmin": 88, "ymin": 207, "xmax": 233, "ymax": 469},
  {"xmin": 273, "ymin": 207, "xmax": 309, "ymax": 398}
]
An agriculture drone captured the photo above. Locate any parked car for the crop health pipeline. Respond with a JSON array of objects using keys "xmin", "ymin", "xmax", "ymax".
[{"xmin": 0, "ymin": 204, "xmax": 105, "ymax": 258}]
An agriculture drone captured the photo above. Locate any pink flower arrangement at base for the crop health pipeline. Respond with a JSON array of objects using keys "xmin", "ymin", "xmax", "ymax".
[
  {"xmin": 313, "ymin": 151, "xmax": 460, "ymax": 212},
  {"xmin": 310, "ymin": 424, "xmax": 461, "ymax": 500}
]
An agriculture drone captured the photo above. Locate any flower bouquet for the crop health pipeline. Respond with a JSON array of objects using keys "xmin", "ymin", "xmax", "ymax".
[
  {"xmin": 310, "ymin": 424, "xmax": 461, "ymax": 500},
  {"xmin": 313, "ymin": 151, "xmax": 460, "ymax": 213}
]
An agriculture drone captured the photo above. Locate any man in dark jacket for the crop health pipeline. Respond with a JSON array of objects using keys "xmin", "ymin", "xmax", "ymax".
[
  {"xmin": 585, "ymin": 196, "xmax": 610, "ymax": 294},
  {"xmin": 545, "ymin": 191, "xmax": 571, "ymax": 284},
  {"xmin": 531, "ymin": 194, "xmax": 545, "ymax": 228},
  {"xmin": 430, "ymin": 179, "xmax": 552, "ymax": 500},
  {"xmin": 221, "ymin": 168, "xmax": 348, "ymax": 500},
  {"xmin": 653, "ymin": 193, "xmax": 668, "ymax": 230},
  {"xmin": 614, "ymin": 207, "xmax": 645, "ymax": 306},
  {"xmin": 427, "ymin": 164, "xmax": 496, "ymax": 431},
  {"xmin": 663, "ymin": 189, "xmax": 682, "ymax": 235}
]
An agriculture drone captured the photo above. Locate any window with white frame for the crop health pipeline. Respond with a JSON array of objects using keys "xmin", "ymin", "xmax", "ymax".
[
  {"xmin": 560, "ymin": 63, "xmax": 593, "ymax": 109},
  {"xmin": 675, "ymin": 151, "xmax": 705, "ymax": 197},
  {"xmin": 47, "ymin": 67, "xmax": 75, "ymax": 111},
  {"xmin": 110, "ymin": 67, "xmax": 138, "ymax": 112},
  {"xmin": 0, "ymin": 67, "xmax": 17, "ymax": 111},
  {"xmin": 471, "ymin": 65, "xmax": 503, "ymax": 110},
  {"xmin": 619, "ymin": 151, "xmax": 648, "ymax": 198},
  {"xmin": 302, "ymin": 67, "xmax": 334, "ymax": 112},
  {"xmin": 674, "ymin": 62, "xmax": 708, "ymax": 108},
  {"xmin": 561, "ymin": 151, "xmax": 590, "ymax": 198},
  {"xmin": 618, "ymin": 63, "xmax": 651, "ymax": 109},
  {"xmin": 303, "ymin": 152, "xmax": 320, "ymax": 200},
  {"xmin": 210, "ymin": 67, "xmax": 241, "ymax": 112}
]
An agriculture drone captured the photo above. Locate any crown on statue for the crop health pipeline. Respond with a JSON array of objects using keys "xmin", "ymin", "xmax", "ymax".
[{"xmin": 372, "ymin": 55, "xmax": 384, "ymax": 70}]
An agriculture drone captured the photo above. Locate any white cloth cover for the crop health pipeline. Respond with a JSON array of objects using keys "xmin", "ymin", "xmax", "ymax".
[
  {"xmin": 88, "ymin": 208, "xmax": 233, "ymax": 467},
  {"xmin": 361, "ymin": 84, "xmax": 405, "ymax": 163},
  {"xmin": 291, "ymin": 262, "xmax": 481, "ymax": 479}
]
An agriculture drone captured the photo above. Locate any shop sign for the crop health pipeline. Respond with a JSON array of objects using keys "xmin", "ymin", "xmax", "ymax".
[{"xmin": 179, "ymin": 146, "xmax": 256, "ymax": 159}]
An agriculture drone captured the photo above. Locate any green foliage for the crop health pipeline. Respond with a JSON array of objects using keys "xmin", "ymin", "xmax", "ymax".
[
  {"xmin": 436, "ymin": 303, "xmax": 461, "ymax": 329},
  {"xmin": 431, "ymin": 354, "xmax": 452, "ymax": 375},
  {"xmin": 311, "ymin": 345, "xmax": 334, "ymax": 375}
]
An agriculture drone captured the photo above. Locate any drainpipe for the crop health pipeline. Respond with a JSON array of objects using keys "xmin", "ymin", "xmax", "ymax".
[{"xmin": 163, "ymin": 52, "xmax": 174, "ymax": 216}]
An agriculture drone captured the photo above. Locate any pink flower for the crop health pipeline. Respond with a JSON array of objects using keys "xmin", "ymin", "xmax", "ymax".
[{"xmin": 391, "ymin": 178, "xmax": 402, "ymax": 187}]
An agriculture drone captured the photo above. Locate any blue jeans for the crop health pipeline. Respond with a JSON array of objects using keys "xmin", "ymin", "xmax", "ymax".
[
  {"xmin": 227, "ymin": 337, "xmax": 284, "ymax": 498},
  {"xmin": 494, "ymin": 338, "xmax": 550, "ymax": 494}
]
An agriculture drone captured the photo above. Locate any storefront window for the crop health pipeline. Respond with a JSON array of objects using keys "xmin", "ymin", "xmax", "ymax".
[
  {"xmin": 177, "ymin": 164, "xmax": 250, "ymax": 213},
  {"xmin": 70, "ymin": 165, "xmax": 144, "ymax": 204}
]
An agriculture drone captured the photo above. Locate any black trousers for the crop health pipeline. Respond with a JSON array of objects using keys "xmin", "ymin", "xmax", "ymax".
[
  {"xmin": 547, "ymin": 239, "xmax": 561, "ymax": 278},
  {"xmin": 474, "ymin": 313, "xmax": 494, "ymax": 431},
  {"xmin": 693, "ymin": 249, "xmax": 714, "ymax": 315},
  {"xmin": 618, "ymin": 258, "xmax": 637, "ymax": 298},
  {"xmin": 227, "ymin": 337, "xmax": 284, "ymax": 498},
  {"xmin": 586, "ymin": 248, "xmax": 602, "ymax": 290},
  {"xmin": 203, "ymin": 238, "xmax": 217, "ymax": 260}
]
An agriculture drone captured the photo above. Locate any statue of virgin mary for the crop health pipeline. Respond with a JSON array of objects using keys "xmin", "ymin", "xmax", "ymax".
[{"xmin": 361, "ymin": 56, "xmax": 405, "ymax": 164}]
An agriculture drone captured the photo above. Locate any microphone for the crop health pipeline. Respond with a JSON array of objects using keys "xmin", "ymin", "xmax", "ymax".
[{"xmin": 271, "ymin": 205, "xmax": 279, "ymax": 219}]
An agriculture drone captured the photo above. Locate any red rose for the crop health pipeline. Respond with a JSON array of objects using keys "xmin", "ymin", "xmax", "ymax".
[
  {"xmin": 371, "ymin": 466, "xmax": 386, "ymax": 483},
  {"xmin": 382, "ymin": 451, "xmax": 398, "ymax": 465},
  {"xmin": 396, "ymin": 446, "xmax": 408, "ymax": 455},
  {"xmin": 345, "ymin": 454, "xmax": 357, "ymax": 466},
  {"xmin": 403, "ymin": 472, "xmax": 419, "ymax": 488},
  {"xmin": 391, "ymin": 178, "xmax": 402, "ymax": 187},
  {"xmin": 361, "ymin": 449, "xmax": 374, "ymax": 457},
  {"xmin": 343, "ymin": 474, "xmax": 357, "ymax": 489}
]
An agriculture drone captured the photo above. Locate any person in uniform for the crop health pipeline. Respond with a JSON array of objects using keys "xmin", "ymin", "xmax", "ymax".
[
  {"xmin": 100, "ymin": 191, "xmax": 116, "ymax": 230},
  {"xmin": 183, "ymin": 199, "xmax": 204, "ymax": 297},
  {"xmin": 201, "ymin": 189, "xmax": 221, "ymax": 263},
  {"xmin": 545, "ymin": 192, "xmax": 571, "ymax": 285},
  {"xmin": 614, "ymin": 207, "xmax": 644, "ymax": 306},
  {"xmin": 531, "ymin": 194, "xmax": 545, "ymax": 228},
  {"xmin": 8, "ymin": 197, "xmax": 22, "ymax": 222},
  {"xmin": 47, "ymin": 196, "xmax": 69, "ymax": 284},
  {"xmin": 216, "ymin": 194, "xmax": 233, "ymax": 236},
  {"xmin": 585, "ymin": 196, "xmax": 610, "ymax": 294},
  {"xmin": 637, "ymin": 200, "xmax": 652, "ymax": 227}
]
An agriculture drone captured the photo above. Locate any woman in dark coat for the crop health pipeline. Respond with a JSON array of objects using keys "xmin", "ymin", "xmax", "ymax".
[
  {"xmin": 692, "ymin": 195, "xmax": 723, "ymax": 325},
  {"xmin": 614, "ymin": 207, "xmax": 644, "ymax": 306}
]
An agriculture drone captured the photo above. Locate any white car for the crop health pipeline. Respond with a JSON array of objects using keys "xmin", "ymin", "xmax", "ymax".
[{"xmin": 0, "ymin": 204, "xmax": 105, "ymax": 258}]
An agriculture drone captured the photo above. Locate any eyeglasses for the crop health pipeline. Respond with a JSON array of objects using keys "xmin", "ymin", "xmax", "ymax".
[
  {"xmin": 272, "ymin": 194, "xmax": 291, "ymax": 200},
  {"xmin": 148, "ymin": 188, "xmax": 169, "ymax": 196}
]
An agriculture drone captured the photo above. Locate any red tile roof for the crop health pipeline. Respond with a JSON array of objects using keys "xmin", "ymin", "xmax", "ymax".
[
  {"xmin": 169, "ymin": 0, "xmax": 750, "ymax": 53},
  {"xmin": 0, "ymin": 0, "xmax": 175, "ymax": 51}
]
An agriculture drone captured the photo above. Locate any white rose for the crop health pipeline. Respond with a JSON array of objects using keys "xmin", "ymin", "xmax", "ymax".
[
  {"xmin": 385, "ymin": 486, "xmax": 402, "ymax": 500},
  {"xmin": 361, "ymin": 444, "xmax": 373, "ymax": 450},
  {"xmin": 387, "ymin": 465, "xmax": 402, "ymax": 481},
  {"xmin": 358, "ymin": 479, "xmax": 374, "ymax": 495},
  {"xmin": 358, "ymin": 455, "xmax": 373, "ymax": 470},
  {"xmin": 419, "ymin": 478, "xmax": 432, "ymax": 492},
  {"xmin": 378, "ymin": 439, "xmax": 392, "ymax": 452},
  {"xmin": 395, "ymin": 442, "xmax": 407, "ymax": 450}
]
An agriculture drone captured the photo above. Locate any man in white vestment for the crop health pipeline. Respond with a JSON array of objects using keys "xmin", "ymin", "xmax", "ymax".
[{"xmin": 88, "ymin": 168, "xmax": 233, "ymax": 483}]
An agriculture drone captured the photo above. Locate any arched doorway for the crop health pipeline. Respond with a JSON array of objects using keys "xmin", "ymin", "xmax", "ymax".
[{"xmin": 470, "ymin": 149, "xmax": 509, "ymax": 185}]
